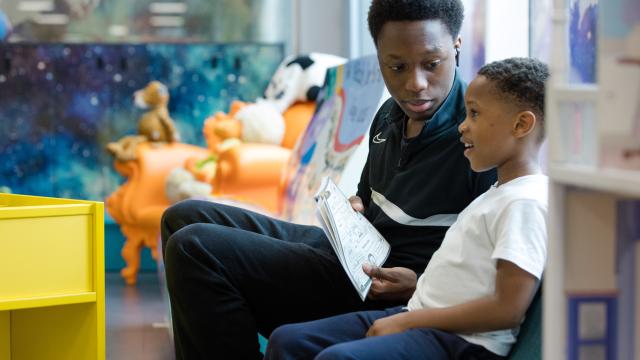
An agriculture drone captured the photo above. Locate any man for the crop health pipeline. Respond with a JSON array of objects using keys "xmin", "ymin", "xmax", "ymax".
[{"xmin": 161, "ymin": 0, "xmax": 496, "ymax": 358}]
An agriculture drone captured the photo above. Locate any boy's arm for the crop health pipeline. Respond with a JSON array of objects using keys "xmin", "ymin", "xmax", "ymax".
[{"xmin": 366, "ymin": 259, "xmax": 539, "ymax": 337}]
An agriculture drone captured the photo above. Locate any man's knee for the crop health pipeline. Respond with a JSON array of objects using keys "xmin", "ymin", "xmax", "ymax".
[
  {"xmin": 164, "ymin": 224, "xmax": 208, "ymax": 277},
  {"xmin": 162, "ymin": 200, "xmax": 199, "ymax": 228},
  {"xmin": 161, "ymin": 200, "xmax": 214, "ymax": 253},
  {"xmin": 162, "ymin": 201, "xmax": 190, "ymax": 250}
]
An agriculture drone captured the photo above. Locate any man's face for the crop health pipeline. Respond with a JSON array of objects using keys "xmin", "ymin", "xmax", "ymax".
[
  {"xmin": 376, "ymin": 20, "xmax": 459, "ymax": 121},
  {"xmin": 458, "ymin": 75, "xmax": 519, "ymax": 172}
]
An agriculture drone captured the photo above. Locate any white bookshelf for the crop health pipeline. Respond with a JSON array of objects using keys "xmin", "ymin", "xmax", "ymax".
[
  {"xmin": 544, "ymin": 0, "xmax": 640, "ymax": 359},
  {"xmin": 548, "ymin": 163, "xmax": 640, "ymax": 199}
]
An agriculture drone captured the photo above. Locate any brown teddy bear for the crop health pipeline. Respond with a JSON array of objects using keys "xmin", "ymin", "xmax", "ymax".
[{"xmin": 107, "ymin": 81, "xmax": 180, "ymax": 161}]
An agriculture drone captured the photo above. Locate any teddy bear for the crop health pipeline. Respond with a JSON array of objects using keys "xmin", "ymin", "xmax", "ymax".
[{"xmin": 106, "ymin": 81, "xmax": 180, "ymax": 161}]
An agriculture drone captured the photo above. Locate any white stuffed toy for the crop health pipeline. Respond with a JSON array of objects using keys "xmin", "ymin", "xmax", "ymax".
[
  {"xmin": 264, "ymin": 53, "xmax": 347, "ymax": 113},
  {"xmin": 234, "ymin": 100, "xmax": 286, "ymax": 145},
  {"xmin": 165, "ymin": 168, "xmax": 213, "ymax": 204},
  {"xmin": 234, "ymin": 53, "xmax": 347, "ymax": 145}
]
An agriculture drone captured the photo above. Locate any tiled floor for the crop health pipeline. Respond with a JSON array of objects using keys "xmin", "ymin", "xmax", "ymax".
[{"xmin": 106, "ymin": 272, "xmax": 174, "ymax": 360}]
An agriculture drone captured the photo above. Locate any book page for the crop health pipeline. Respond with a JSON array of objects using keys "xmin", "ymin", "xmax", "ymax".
[{"xmin": 315, "ymin": 177, "xmax": 390, "ymax": 300}]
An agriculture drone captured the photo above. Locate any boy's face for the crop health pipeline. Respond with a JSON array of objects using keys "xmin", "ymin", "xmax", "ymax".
[
  {"xmin": 376, "ymin": 20, "xmax": 460, "ymax": 121},
  {"xmin": 459, "ymin": 75, "xmax": 519, "ymax": 172}
]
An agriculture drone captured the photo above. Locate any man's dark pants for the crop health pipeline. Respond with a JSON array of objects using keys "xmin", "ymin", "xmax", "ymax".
[{"xmin": 161, "ymin": 199, "xmax": 398, "ymax": 360}]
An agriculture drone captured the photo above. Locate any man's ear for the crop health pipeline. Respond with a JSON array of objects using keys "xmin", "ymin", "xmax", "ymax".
[
  {"xmin": 454, "ymin": 36, "xmax": 462, "ymax": 49},
  {"xmin": 454, "ymin": 36, "xmax": 462, "ymax": 67},
  {"xmin": 513, "ymin": 111, "xmax": 537, "ymax": 139}
]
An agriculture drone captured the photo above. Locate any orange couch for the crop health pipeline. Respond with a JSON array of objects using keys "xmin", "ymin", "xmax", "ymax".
[
  {"xmin": 106, "ymin": 142, "xmax": 210, "ymax": 285},
  {"xmin": 106, "ymin": 101, "xmax": 315, "ymax": 284},
  {"xmin": 211, "ymin": 101, "xmax": 315, "ymax": 212}
]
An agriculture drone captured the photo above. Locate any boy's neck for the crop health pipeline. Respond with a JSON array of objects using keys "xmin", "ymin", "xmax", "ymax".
[{"xmin": 495, "ymin": 157, "xmax": 542, "ymax": 186}]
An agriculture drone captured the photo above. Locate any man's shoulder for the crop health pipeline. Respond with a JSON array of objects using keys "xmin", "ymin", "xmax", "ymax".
[
  {"xmin": 369, "ymin": 98, "xmax": 402, "ymax": 134},
  {"xmin": 374, "ymin": 98, "xmax": 401, "ymax": 122},
  {"xmin": 379, "ymin": 97, "xmax": 399, "ymax": 111}
]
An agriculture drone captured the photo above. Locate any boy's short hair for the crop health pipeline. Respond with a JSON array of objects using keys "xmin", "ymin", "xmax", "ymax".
[
  {"xmin": 368, "ymin": 0, "xmax": 464, "ymax": 45},
  {"xmin": 478, "ymin": 57, "xmax": 550, "ymax": 141}
]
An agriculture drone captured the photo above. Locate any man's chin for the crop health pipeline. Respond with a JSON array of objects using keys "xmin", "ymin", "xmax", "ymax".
[{"xmin": 404, "ymin": 109, "xmax": 435, "ymax": 121}]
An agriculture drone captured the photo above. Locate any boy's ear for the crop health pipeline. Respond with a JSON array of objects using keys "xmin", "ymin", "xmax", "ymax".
[{"xmin": 512, "ymin": 111, "xmax": 537, "ymax": 139}]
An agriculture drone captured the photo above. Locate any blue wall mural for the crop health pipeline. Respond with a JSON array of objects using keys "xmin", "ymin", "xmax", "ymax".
[{"xmin": 0, "ymin": 43, "xmax": 283, "ymax": 201}]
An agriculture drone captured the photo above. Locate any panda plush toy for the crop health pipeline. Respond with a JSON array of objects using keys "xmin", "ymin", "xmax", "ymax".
[
  {"xmin": 234, "ymin": 53, "xmax": 347, "ymax": 146},
  {"xmin": 263, "ymin": 53, "xmax": 347, "ymax": 113}
]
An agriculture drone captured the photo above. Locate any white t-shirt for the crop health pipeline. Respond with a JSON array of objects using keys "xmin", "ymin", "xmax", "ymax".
[{"xmin": 407, "ymin": 174, "xmax": 548, "ymax": 356}]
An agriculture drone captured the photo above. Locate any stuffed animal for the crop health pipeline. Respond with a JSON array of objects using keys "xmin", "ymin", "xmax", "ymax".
[
  {"xmin": 264, "ymin": 53, "xmax": 347, "ymax": 113},
  {"xmin": 107, "ymin": 81, "xmax": 180, "ymax": 161},
  {"xmin": 165, "ymin": 167, "xmax": 213, "ymax": 204},
  {"xmin": 202, "ymin": 101, "xmax": 246, "ymax": 154}
]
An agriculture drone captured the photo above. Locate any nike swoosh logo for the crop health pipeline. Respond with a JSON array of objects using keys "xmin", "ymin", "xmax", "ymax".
[{"xmin": 372, "ymin": 132, "xmax": 386, "ymax": 144}]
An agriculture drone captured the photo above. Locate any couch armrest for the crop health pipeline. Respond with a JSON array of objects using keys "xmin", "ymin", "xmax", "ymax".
[
  {"xmin": 106, "ymin": 142, "xmax": 210, "ymax": 227},
  {"xmin": 214, "ymin": 143, "xmax": 291, "ymax": 191}
]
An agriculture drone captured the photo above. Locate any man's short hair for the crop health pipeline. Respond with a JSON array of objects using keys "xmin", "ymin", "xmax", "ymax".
[
  {"xmin": 368, "ymin": 0, "xmax": 464, "ymax": 45},
  {"xmin": 478, "ymin": 57, "xmax": 550, "ymax": 140}
]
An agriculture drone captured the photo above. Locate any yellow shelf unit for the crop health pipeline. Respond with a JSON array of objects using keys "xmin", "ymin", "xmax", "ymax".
[{"xmin": 0, "ymin": 193, "xmax": 105, "ymax": 360}]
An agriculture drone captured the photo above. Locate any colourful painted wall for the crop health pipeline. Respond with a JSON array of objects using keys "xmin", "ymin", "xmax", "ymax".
[{"xmin": 0, "ymin": 43, "xmax": 283, "ymax": 201}]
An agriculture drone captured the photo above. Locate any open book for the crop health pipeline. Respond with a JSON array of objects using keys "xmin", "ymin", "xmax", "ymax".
[{"xmin": 314, "ymin": 176, "xmax": 390, "ymax": 300}]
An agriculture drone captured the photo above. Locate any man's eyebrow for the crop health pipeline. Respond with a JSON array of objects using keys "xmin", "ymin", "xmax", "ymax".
[{"xmin": 384, "ymin": 49, "xmax": 446, "ymax": 60}]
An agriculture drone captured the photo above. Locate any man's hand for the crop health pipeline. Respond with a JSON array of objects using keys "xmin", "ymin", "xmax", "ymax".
[
  {"xmin": 363, "ymin": 264, "xmax": 417, "ymax": 301},
  {"xmin": 348, "ymin": 195, "xmax": 365, "ymax": 213},
  {"xmin": 366, "ymin": 312, "xmax": 410, "ymax": 337}
]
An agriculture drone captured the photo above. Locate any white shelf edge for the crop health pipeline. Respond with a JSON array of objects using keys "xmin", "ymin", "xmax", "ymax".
[{"xmin": 549, "ymin": 163, "xmax": 640, "ymax": 198}]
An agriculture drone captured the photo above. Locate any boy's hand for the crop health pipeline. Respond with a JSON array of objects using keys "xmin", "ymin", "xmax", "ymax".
[
  {"xmin": 363, "ymin": 264, "xmax": 417, "ymax": 301},
  {"xmin": 348, "ymin": 195, "xmax": 365, "ymax": 213},
  {"xmin": 366, "ymin": 312, "xmax": 410, "ymax": 337}
]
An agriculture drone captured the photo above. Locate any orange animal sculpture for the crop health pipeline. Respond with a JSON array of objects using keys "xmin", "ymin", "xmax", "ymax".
[
  {"xmin": 184, "ymin": 101, "xmax": 246, "ymax": 183},
  {"xmin": 203, "ymin": 101, "xmax": 245, "ymax": 152}
]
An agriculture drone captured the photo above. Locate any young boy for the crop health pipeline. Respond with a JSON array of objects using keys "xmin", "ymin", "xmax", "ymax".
[{"xmin": 265, "ymin": 57, "xmax": 550, "ymax": 360}]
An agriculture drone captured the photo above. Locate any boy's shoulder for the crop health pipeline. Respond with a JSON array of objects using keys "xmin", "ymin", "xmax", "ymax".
[
  {"xmin": 475, "ymin": 174, "xmax": 548, "ymax": 211},
  {"xmin": 489, "ymin": 175, "xmax": 549, "ymax": 216}
]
